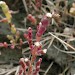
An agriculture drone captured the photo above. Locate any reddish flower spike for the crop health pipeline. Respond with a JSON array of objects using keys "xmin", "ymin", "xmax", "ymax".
[
  {"xmin": 41, "ymin": 16, "xmax": 49, "ymax": 27},
  {"xmin": 19, "ymin": 58, "xmax": 27, "ymax": 73},
  {"xmin": 36, "ymin": 58, "xmax": 42, "ymax": 72},
  {"xmin": 24, "ymin": 27, "xmax": 33, "ymax": 50},
  {"xmin": 28, "ymin": 27, "xmax": 32, "ymax": 39},
  {"xmin": 33, "ymin": 58, "xmax": 42, "ymax": 75},
  {"xmin": 36, "ymin": 15, "xmax": 49, "ymax": 41},
  {"xmin": 37, "ymin": 26, "xmax": 46, "ymax": 37},
  {"xmin": 27, "ymin": 14, "xmax": 36, "ymax": 25}
]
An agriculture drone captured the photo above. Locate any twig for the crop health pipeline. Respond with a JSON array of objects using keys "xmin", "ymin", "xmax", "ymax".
[
  {"xmin": 31, "ymin": 1, "xmax": 39, "ymax": 12},
  {"xmin": 12, "ymin": 0, "xmax": 19, "ymax": 6},
  {"xmin": 15, "ymin": 66, "xmax": 20, "ymax": 75},
  {"xmin": 53, "ymin": 45, "xmax": 75, "ymax": 54},
  {"xmin": 47, "ymin": 37, "xmax": 55, "ymax": 49},
  {"xmin": 16, "ymin": 28, "xmax": 36, "ymax": 32},
  {"xmin": 43, "ymin": 32, "xmax": 71, "ymax": 38},
  {"xmin": 0, "ymin": 15, "xmax": 4, "ymax": 19},
  {"xmin": 44, "ymin": 61, "xmax": 54, "ymax": 75},
  {"xmin": 41, "ymin": 37, "xmax": 51, "ymax": 43},
  {"xmin": 54, "ymin": 33, "xmax": 71, "ymax": 38},
  {"xmin": 43, "ymin": 40, "xmax": 50, "ymax": 47},
  {"xmin": 46, "ymin": 0, "xmax": 54, "ymax": 6},
  {"xmin": 24, "ymin": 18, "xmax": 27, "ymax": 28},
  {"xmin": 41, "ymin": 7, "xmax": 47, "ymax": 14},
  {"xmin": 60, "ymin": 66, "xmax": 69, "ymax": 75},
  {"xmin": 49, "ymin": 32, "xmax": 75, "ymax": 51},
  {"xmin": 5, "ymin": 67, "xmax": 17, "ymax": 75},
  {"xmin": 0, "ymin": 69, "xmax": 8, "ymax": 75},
  {"xmin": 22, "ymin": 0, "xmax": 28, "ymax": 13},
  {"xmin": 40, "ymin": 69, "xmax": 45, "ymax": 73}
]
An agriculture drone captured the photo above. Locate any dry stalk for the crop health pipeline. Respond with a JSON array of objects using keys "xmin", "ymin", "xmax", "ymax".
[
  {"xmin": 44, "ymin": 61, "xmax": 54, "ymax": 75},
  {"xmin": 15, "ymin": 66, "xmax": 20, "ymax": 75},
  {"xmin": 47, "ymin": 37, "xmax": 55, "ymax": 49},
  {"xmin": 22, "ymin": 0, "xmax": 28, "ymax": 13},
  {"xmin": 5, "ymin": 67, "xmax": 17, "ymax": 75},
  {"xmin": 59, "ymin": 66, "xmax": 69, "ymax": 75},
  {"xmin": 53, "ymin": 45, "xmax": 75, "ymax": 54},
  {"xmin": 49, "ymin": 32, "xmax": 75, "ymax": 51}
]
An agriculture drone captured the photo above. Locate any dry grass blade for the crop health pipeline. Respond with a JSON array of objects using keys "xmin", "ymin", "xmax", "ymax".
[
  {"xmin": 31, "ymin": 1, "xmax": 39, "ymax": 11},
  {"xmin": 47, "ymin": 37, "xmax": 55, "ymax": 49},
  {"xmin": 15, "ymin": 66, "xmax": 20, "ymax": 75},
  {"xmin": 5, "ymin": 67, "xmax": 17, "ymax": 75},
  {"xmin": 53, "ymin": 45, "xmax": 75, "ymax": 54},
  {"xmin": 46, "ymin": 0, "xmax": 54, "ymax": 6},
  {"xmin": 59, "ymin": 66, "xmax": 69, "ymax": 75},
  {"xmin": 44, "ymin": 61, "xmax": 54, "ymax": 75},
  {"xmin": 22, "ymin": 0, "xmax": 28, "ymax": 13},
  {"xmin": 16, "ymin": 28, "xmax": 36, "ymax": 32},
  {"xmin": 0, "ymin": 69, "xmax": 8, "ymax": 75},
  {"xmin": 49, "ymin": 32, "xmax": 75, "ymax": 51},
  {"xmin": 41, "ymin": 7, "xmax": 47, "ymax": 13}
]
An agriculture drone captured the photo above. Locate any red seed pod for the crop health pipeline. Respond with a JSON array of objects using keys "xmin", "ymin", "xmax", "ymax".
[
  {"xmin": 19, "ymin": 58, "xmax": 27, "ymax": 71},
  {"xmin": 36, "ymin": 16, "xmax": 49, "ymax": 41},
  {"xmin": 36, "ymin": 25, "xmax": 46, "ymax": 37},
  {"xmin": 24, "ymin": 27, "xmax": 33, "ymax": 50},
  {"xmin": 33, "ymin": 58, "xmax": 42, "ymax": 75},
  {"xmin": 24, "ymin": 59, "xmax": 33, "ymax": 75},
  {"xmin": 28, "ymin": 27, "xmax": 32, "ymax": 39},
  {"xmin": 41, "ymin": 16, "xmax": 49, "ymax": 27},
  {"xmin": 36, "ymin": 58, "xmax": 42, "ymax": 71},
  {"xmin": 27, "ymin": 14, "xmax": 36, "ymax": 25},
  {"xmin": 3, "ymin": 42, "xmax": 8, "ymax": 48},
  {"xmin": 36, "ymin": 23, "xmax": 42, "ymax": 41},
  {"xmin": 19, "ymin": 58, "xmax": 27, "ymax": 75},
  {"xmin": 24, "ymin": 27, "xmax": 32, "ymax": 40},
  {"xmin": 36, "ymin": 58, "xmax": 42, "ymax": 66}
]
